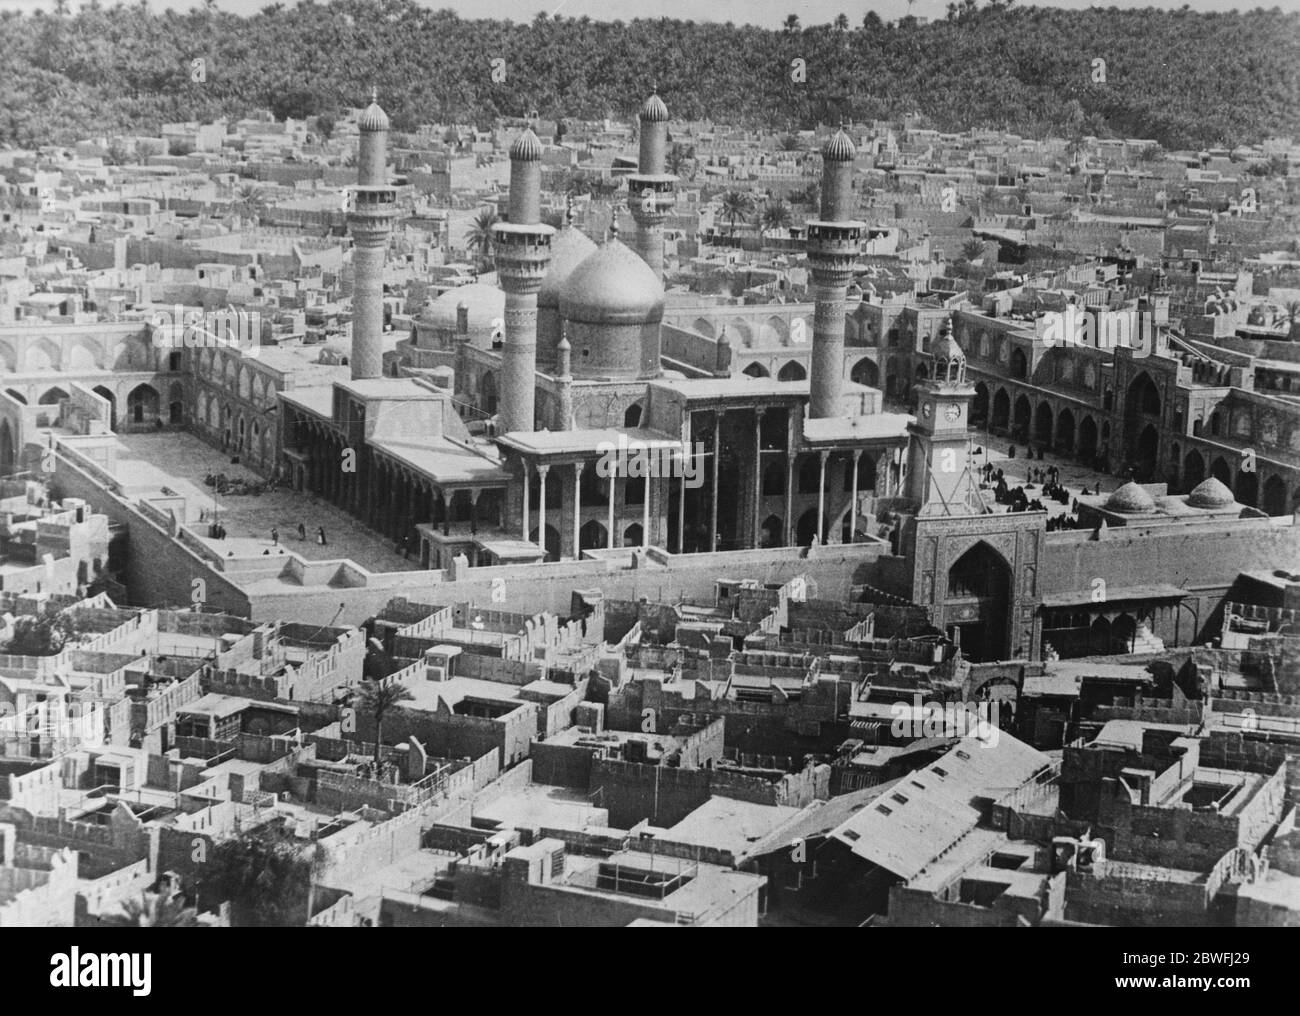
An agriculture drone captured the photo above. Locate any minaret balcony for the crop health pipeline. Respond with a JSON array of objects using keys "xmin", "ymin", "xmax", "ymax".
[
  {"xmin": 628, "ymin": 174, "xmax": 677, "ymax": 222},
  {"xmin": 493, "ymin": 223, "xmax": 555, "ymax": 282}
]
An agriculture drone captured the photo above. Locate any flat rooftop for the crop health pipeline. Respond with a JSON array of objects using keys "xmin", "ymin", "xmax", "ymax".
[
  {"xmin": 474, "ymin": 781, "xmax": 608, "ymax": 833},
  {"xmin": 665, "ymin": 796, "xmax": 802, "ymax": 859}
]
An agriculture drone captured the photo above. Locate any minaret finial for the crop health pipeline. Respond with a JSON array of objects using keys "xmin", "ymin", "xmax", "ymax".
[{"xmin": 371, "ymin": 85, "xmax": 378, "ymax": 105}]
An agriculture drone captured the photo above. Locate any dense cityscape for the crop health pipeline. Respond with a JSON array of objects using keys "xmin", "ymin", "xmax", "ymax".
[{"xmin": 0, "ymin": 0, "xmax": 1296, "ymax": 934}]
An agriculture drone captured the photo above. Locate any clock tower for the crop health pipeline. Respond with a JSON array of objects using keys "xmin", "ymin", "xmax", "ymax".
[{"xmin": 906, "ymin": 319, "xmax": 988, "ymax": 517}]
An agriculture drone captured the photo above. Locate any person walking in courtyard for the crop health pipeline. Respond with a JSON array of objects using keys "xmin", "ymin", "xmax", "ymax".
[
  {"xmin": 271, "ymin": 527, "xmax": 278, "ymax": 546},
  {"xmin": 298, "ymin": 522, "xmax": 306, "ymax": 541},
  {"xmin": 317, "ymin": 526, "xmax": 327, "ymax": 546}
]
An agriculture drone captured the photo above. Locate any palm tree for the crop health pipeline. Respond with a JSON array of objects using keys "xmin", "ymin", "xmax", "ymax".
[
  {"xmin": 834, "ymin": 13, "xmax": 849, "ymax": 32},
  {"xmin": 961, "ymin": 239, "xmax": 985, "ymax": 262},
  {"xmin": 760, "ymin": 199, "xmax": 792, "ymax": 236},
  {"xmin": 466, "ymin": 207, "xmax": 498, "ymax": 268},
  {"xmin": 355, "ymin": 677, "xmax": 414, "ymax": 767},
  {"xmin": 783, "ymin": 13, "xmax": 801, "ymax": 33},
  {"xmin": 667, "ymin": 143, "xmax": 695, "ymax": 179},
  {"xmin": 1284, "ymin": 300, "xmax": 1300, "ymax": 331},
  {"xmin": 121, "ymin": 891, "xmax": 199, "ymax": 927},
  {"xmin": 232, "ymin": 183, "xmax": 267, "ymax": 222},
  {"xmin": 720, "ymin": 191, "xmax": 754, "ymax": 238}
]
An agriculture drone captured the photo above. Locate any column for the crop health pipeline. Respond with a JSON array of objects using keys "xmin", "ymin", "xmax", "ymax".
[
  {"xmin": 537, "ymin": 464, "xmax": 549, "ymax": 558},
  {"xmin": 817, "ymin": 450, "xmax": 828, "ymax": 544},
  {"xmin": 710, "ymin": 412, "xmax": 722, "ymax": 551},
  {"xmin": 785, "ymin": 411, "xmax": 797, "ymax": 546},
  {"xmin": 752, "ymin": 409, "xmax": 764, "ymax": 548},
  {"xmin": 441, "ymin": 489, "xmax": 450, "ymax": 537},
  {"xmin": 408, "ymin": 482, "xmax": 419, "ymax": 543},
  {"xmin": 677, "ymin": 474, "xmax": 686, "ymax": 554},
  {"xmin": 607, "ymin": 472, "xmax": 615, "ymax": 549},
  {"xmin": 849, "ymin": 449, "xmax": 861, "ymax": 544},
  {"xmin": 642, "ymin": 475, "xmax": 651, "ymax": 548},
  {"xmin": 521, "ymin": 460, "xmax": 530, "ymax": 542},
  {"xmin": 572, "ymin": 463, "xmax": 582, "ymax": 560}
]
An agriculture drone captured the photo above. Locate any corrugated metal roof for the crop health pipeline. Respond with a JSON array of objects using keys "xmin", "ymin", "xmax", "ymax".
[{"xmin": 827, "ymin": 732, "xmax": 1051, "ymax": 881}]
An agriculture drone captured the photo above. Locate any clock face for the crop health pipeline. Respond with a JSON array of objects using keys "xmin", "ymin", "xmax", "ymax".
[{"xmin": 944, "ymin": 404, "xmax": 961, "ymax": 422}]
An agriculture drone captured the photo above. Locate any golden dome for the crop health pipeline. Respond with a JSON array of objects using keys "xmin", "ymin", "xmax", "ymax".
[
  {"xmin": 559, "ymin": 236, "xmax": 665, "ymax": 325},
  {"xmin": 539, "ymin": 225, "xmax": 598, "ymax": 309}
]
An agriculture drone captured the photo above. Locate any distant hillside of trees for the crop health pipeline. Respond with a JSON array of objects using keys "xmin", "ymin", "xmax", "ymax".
[{"xmin": 1, "ymin": 1, "xmax": 1297, "ymax": 150}]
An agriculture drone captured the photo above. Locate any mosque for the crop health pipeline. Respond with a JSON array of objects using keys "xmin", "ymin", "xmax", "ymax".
[
  {"xmin": 249, "ymin": 94, "xmax": 1300, "ymax": 664},
  {"xmin": 282, "ymin": 94, "xmax": 917, "ymax": 571}
]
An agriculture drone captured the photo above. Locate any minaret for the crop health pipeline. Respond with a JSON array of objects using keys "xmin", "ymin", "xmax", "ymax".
[
  {"xmin": 348, "ymin": 90, "xmax": 397, "ymax": 381},
  {"xmin": 556, "ymin": 336, "xmax": 574, "ymax": 431},
  {"xmin": 627, "ymin": 91, "xmax": 677, "ymax": 281},
  {"xmin": 493, "ymin": 127, "xmax": 554, "ymax": 434},
  {"xmin": 806, "ymin": 125, "xmax": 864, "ymax": 418}
]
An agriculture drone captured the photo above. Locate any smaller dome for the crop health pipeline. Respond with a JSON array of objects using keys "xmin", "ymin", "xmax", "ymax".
[
  {"xmin": 421, "ymin": 283, "xmax": 504, "ymax": 333},
  {"xmin": 358, "ymin": 101, "xmax": 390, "ymax": 132},
  {"xmin": 1105, "ymin": 481, "xmax": 1156, "ymax": 514},
  {"xmin": 822, "ymin": 127, "xmax": 856, "ymax": 163},
  {"xmin": 640, "ymin": 92, "xmax": 669, "ymax": 124},
  {"xmin": 1187, "ymin": 477, "xmax": 1235, "ymax": 510},
  {"xmin": 934, "ymin": 319, "xmax": 964, "ymax": 363},
  {"xmin": 509, "ymin": 127, "xmax": 543, "ymax": 162}
]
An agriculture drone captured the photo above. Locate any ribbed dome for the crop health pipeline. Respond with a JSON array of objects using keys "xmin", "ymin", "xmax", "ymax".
[
  {"xmin": 823, "ymin": 127, "xmax": 856, "ymax": 163},
  {"xmin": 640, "ymin": 92, "xmax": 669, "ymax": 123},
  {"xmin": 1105, "ymin": 481, "xmax": 1157, "ymax": 514},
  {"xmin": 358, "ymin": 102, "xmax": 390, "ymax": 132},
  {"xmin": 538, "ymin": 225, "xmax": 598, "ymax": 309},
  {"xmin": 421, "ymin": 283, "xmax": 504, "ymax": 331},
  {"xmin": 1187, "ymin": 477, "xmax": 1235, "ymax": 509},
  {"xmin": 559, "ymin": 237, "xmax": 665, "ymax": 325},
  {"xmin": 509, "ymin": 127, "xmax": 543, "ymax": 162}
]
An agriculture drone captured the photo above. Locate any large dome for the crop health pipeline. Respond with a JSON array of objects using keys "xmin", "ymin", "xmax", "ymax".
[
  {"xmin": 538, "ymin": 225, "xmax": 598, "ymax": 310},
  {"xmin": 1105, "ymin": 481, "xmax": 1157, "ymax": 514},
  {"xmin": 559, "ymin": 237, "xmax": 665, "ymax": 325},
  {"xmin": 1187, "ymin": 477, "xmax": 1235, "ymax": 509},
  {"xmin": 422, "ymin": 283, "xmax": 504, "ymax": 333}
]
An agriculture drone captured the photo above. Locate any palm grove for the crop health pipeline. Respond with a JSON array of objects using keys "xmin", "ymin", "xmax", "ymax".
[{"xmin": 1, "ymin": 1, "xmax": 1298, "ymax": 150}]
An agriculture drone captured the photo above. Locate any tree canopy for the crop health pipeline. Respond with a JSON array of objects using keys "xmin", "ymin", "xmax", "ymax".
[{"xmin": 0, "ymin": 1, "xmax": 1295, "ymax": 149}]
